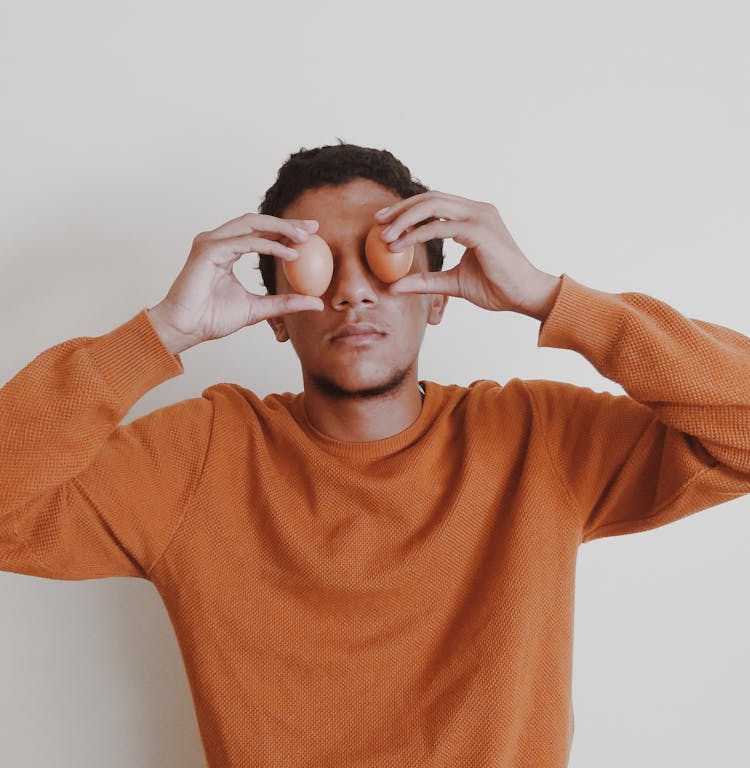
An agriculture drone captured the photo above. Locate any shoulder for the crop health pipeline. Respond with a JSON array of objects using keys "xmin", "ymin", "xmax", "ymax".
[
  {"xmin": 427, "ymin": 377, "xmax": 538, "ymax": 427},
  {"xmin": 520, "ymin": 378, "xmax": 651, "ymax": 435},
  {"xmin": 438, "ymin": 376, "xmax": 640, "ymax": 425},
  {"xmin": 198, "ymin": 382, "xmax": 302, "ymax": 428}
]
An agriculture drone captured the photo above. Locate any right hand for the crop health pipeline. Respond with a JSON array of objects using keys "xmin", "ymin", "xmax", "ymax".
[{"xmin": 147, "ymin": 212, "xmax": 324, "ymax": 355}]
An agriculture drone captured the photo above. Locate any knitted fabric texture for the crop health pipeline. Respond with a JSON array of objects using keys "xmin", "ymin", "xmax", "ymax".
[{"xmin": 2, "ymin": 274, "xmax": 749, "ymax": 767}]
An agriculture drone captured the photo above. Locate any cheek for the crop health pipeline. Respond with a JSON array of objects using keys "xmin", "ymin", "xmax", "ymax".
[{"xmin": 396, "ymin": 296, "xmax": 432, "ymax": 335}]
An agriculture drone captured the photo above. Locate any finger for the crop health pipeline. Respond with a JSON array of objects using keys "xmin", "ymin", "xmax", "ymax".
[
  {"xmin": 386, "ymin": 219, "xmax": 471, "ymax": 251},
  {"xmin": 373, "ymin": 191, "xmax": 445, "ymax": 223},
  {"xmin": 206, "ymin": 234, "xmax": 300, "ymax": 265},
  {"xmin": 205, "ymin": 212, "xmax": 318, "ymax": 241},
  {"xmin": 252, "ymin": 218, "xmax": 321, "ymax": 245},
  {"xmin": 248, "ymin": 292, "xmax": 324, "ymax": 324},
  {"xmin": 374, "ymin": 190, "xmax": 464, "ymax": 224},
  {"xmin": 387, "ymin": 266, "xmax": 461, "ymax": 297},
  {"xmin": 379, "ymin": 197, "xmax": 469, "ymax": 242}
]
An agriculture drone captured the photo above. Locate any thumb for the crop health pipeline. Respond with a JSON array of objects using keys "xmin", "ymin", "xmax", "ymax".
[
  {"xmin": 248, "ymin": 292, "xmax": 324, "ymax": 325},
  {"xmin": 388, "ymin": 267, "xmax": 460, "ymax": 297}
]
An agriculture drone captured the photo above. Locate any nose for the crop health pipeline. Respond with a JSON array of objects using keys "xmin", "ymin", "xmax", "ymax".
[{"xmin": 327, "ymin": 250, "xmax": 380, "ymax": 310}]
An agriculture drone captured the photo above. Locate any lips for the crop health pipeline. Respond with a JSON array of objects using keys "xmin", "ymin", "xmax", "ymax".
[{"xmin": 330, "ymin": 322, "xmax": 386, "ymax": 341}]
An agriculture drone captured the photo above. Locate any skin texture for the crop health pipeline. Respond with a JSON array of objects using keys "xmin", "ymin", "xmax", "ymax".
[{"xmin": 266, "ymin": 179, "xmax": 449, "ymax": 443}]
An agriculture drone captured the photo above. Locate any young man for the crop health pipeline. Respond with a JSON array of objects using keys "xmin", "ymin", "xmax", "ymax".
[{"xmin": 1, "ymin": 142, "xmax": 749, "ymax": 767}]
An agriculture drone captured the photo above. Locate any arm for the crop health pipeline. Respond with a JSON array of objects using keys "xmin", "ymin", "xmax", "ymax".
[
  {"xmin": 0, "ymin": 207, "xmax": 333, "ymax": 580},
  {"xmin": 0, "ymin": 309, "xmax": 213, "ymax": 579},
  {"xmin": 529, "ymin": 274, "xmax": 750, "ymax": 542}
]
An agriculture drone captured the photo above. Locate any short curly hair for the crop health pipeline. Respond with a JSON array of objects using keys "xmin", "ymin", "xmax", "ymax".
[{"xmin": 255, "ymin": 140, "xmax": 445, "ymax": 294}]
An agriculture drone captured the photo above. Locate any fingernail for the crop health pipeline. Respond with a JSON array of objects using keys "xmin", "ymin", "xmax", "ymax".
[
  {"xmin": 375, "ymin": 207, "xmax": 389, "ymax": 218},
  {"xmin": 302, "ymin": 219, "xmax": 318, "ymax": 228}
]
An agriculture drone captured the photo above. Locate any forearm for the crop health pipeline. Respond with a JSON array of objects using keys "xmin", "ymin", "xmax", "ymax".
[
  {"xmin": 0, "ymin": 311, "xmax": 183, "ymax": 517},
  {"xmin": 538, "ymin": 274, "xmax": 750, "ymax": 475}
]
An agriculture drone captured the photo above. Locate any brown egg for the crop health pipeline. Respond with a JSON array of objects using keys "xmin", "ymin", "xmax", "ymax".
[
  {"xmin": 365, "ymin": 223, "xmax": 414, "ymax": 283},
  {"xmin": 282, "ymin": 234, "xmax": 334, "ymax": 296}
]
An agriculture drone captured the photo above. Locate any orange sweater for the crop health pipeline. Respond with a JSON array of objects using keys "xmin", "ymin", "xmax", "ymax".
[{"xmin": 1, "ymin": 274, "xmax": 749, "ymax": 767}]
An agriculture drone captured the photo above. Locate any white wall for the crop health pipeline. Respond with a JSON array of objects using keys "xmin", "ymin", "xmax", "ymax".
[{"xmin": 1, "ymin": 0, "xmax": 748, "ymax": 765}]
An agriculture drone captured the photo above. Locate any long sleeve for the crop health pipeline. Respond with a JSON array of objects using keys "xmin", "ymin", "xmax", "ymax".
[
  {"xmin": 0, "ymin": 309, "xmax": 213, "ymax": 579},
  {"xmin": 529, "ymin": 274, "xmax": 750, "ymax": 543}
]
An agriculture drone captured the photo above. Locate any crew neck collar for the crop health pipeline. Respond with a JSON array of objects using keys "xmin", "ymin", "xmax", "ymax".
[{"xmin": 287, "ymin": 380, "xmax": 440, "ymax": 462}]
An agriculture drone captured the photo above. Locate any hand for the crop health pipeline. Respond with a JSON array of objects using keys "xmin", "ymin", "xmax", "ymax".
[
  {"xmin": 374, "ymin": 191, "xmax": 561, "ymax": 320},
  {"xmin": 147, "ymin": 213, "xmax": 324, "ymax": 355}
]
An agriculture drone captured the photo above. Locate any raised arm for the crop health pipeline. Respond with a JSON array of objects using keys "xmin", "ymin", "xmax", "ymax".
[
  {"xmin": 0, "ymin": 309, "xmax": 213, "ymax": 578},
  {"xmin": 0, "ymin": 208, "xmax": 326, "ymax": 579},
  {"xmin": 528, "ymin": 275, "xmax": 750, "ymax": 542}
]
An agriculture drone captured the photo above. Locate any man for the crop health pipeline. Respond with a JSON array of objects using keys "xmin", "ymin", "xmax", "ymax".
[{"xmin": 2, "ymin": 142, "xmax": 749, "ymax": 767}]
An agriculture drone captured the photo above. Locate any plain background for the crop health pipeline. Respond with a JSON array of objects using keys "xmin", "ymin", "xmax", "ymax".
[{"xmin": 1, "ymin": 1, "xmax": 748, "ymax": 765}]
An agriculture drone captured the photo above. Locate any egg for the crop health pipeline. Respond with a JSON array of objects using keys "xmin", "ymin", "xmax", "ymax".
[
  {"xmin": 365, "ymin": 223, "xmax": 414, "ymax": 283},
  {"xmin": 282, "ymin": 234, "xmax": 334, "ymax": 296}
]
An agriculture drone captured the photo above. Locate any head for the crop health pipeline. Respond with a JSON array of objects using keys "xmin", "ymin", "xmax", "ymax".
[{"xmin": 258, "ymin": 141, "xmax": 448, "ymax": 401}]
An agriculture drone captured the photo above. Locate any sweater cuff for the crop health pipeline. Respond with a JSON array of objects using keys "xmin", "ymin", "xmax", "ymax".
[
  {"xmin": 537, "ymin": 274, "xmax": 626, "ymax": 369},
  {"xmin": 87, "ymin": 309, "xmax": 184, "ymax": 405}
]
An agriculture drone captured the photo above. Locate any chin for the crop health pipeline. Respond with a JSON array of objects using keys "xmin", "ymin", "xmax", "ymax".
[
  {"xmin": 307, "ymin": 361, "xmax": 412, "ymax": 400},
  {"xmin": 330, "ymin": 369, "xmax": 388, "ymax": 392}
]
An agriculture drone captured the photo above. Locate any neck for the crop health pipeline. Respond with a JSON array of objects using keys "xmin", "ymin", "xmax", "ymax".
[{"xmin": 301, "ymin": 376, "xmax": 425, "ymax": 442}]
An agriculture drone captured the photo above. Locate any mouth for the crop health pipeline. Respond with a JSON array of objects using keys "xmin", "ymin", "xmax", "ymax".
[{"xmin": 331, "ymin": 332, "xmax": 386, "ymax": 346}]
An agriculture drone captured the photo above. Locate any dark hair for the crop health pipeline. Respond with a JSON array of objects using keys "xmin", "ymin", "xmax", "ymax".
[{"xmin": 255, "ymin": 140, "xmax": 444, "ymax": 294}]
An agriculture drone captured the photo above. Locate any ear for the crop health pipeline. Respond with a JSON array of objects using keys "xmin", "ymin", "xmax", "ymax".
[
  {"xmin": 426, "ymin": 293, "xmax": 449, "ymax": 326},
  {"xmin": 266, "ymin": 317, "xmax": 290, "ymax": 342}
]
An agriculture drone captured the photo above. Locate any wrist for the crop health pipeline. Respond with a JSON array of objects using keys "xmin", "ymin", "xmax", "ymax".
[
  {"xmin": 146, "ymin": 303, "xmax": 199, "ymax": 356},
  {"xmin": 518, "ymin": 272, "xmax": 562, "ymax": 323}
]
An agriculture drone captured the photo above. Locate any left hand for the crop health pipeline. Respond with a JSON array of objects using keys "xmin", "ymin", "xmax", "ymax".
[{"xmin": 375, "ymin": 191, "xmax": 561, "ymax": 320}]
